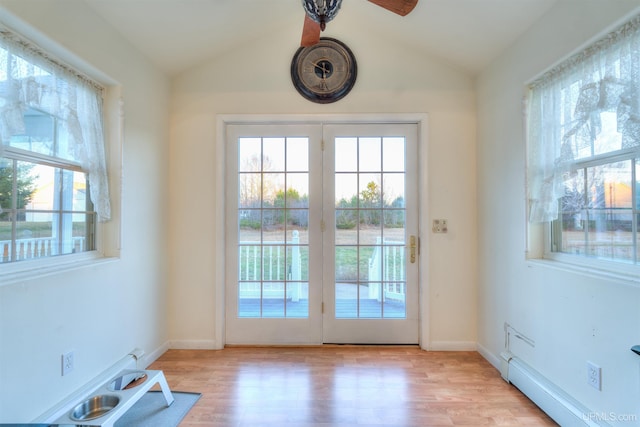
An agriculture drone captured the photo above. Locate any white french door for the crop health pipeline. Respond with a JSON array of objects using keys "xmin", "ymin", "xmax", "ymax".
[
  {"xmin": 225, "ymin": 124, "xmax": 324, "ymax": 344},
  {"xmin": 322, "ymin": 124, "xmax": 419, "ymax": 343},
  {"xmin": 225, "ymin": 121, "xmax": 419, "ymax": 345}
]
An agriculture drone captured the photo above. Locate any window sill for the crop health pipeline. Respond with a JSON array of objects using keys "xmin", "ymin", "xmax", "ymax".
[
  {"xmin": 0, "ymin": 253, "xmax": 119, "ymax": 287},
  {"xmin": 526, "ymin": 256, "xmax": 640, "ymax": 288}
]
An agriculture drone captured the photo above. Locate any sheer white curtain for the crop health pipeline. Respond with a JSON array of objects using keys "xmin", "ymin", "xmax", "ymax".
[
  {"xmin": 526, "ymin": 14, "xmax": 640, "ymax": 223},
  {"xmin": 0, "ymin": 28, "xmax": 111, "ymax": 222}
]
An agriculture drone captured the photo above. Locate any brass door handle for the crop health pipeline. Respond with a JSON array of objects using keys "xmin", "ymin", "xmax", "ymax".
[{"xmin": 410, "ymin": 235, "xmax": 416, "ymax": 263}]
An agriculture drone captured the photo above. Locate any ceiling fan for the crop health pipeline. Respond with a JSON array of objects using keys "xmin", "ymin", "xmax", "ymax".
[{"xmin": 301, "ymin": 0, "xmax": 418, "ymax": 47}]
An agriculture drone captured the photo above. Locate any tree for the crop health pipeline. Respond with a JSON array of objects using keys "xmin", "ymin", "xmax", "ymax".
[
  {"xmin": 274, "ymin": 188, "xmax": 308, "ymax": 227},
  {"xmin": 360, "ymin": 181, "xmax": 381, "ymax": 206},
  {"xmin": 360, "ymin": 181, "xmax": 381, "ymax": 225},
  {"xmin": 0, "ymin": 161, "xmax": 37, "ymax": 219}
]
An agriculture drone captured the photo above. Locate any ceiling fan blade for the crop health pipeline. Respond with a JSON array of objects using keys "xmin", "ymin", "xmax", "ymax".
[
  {"xmin": 301, "ymin": 14, "xmax": 321, "ymax": 47},
  {"xmin": 367, "ymin": 0, "xmax": 418, "ymax": 16}
]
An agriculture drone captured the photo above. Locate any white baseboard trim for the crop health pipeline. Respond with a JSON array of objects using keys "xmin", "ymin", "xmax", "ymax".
[
  {"xmin": 476, "ymin": 342, "xmax": 501, "ymax": 370},
  {"xmin": 428, "ymin": 341, "xmax": 477, "ymax": 351},
  {"xmin": 169, "ymin": 339, "xmax": 218, "ymax": 350},
  {"xmin": 141, "ymin": 341, "xmax": 171, "ymax": 368}
]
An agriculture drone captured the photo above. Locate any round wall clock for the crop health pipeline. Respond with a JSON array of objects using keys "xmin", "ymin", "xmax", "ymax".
[{"xmin": 291, "ymin": 37, "xmax": 357, "ymax": 104}]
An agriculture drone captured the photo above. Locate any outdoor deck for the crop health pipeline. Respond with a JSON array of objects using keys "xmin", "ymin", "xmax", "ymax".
[{"xmin": 238, "ymin": 298, "xmax": 406, "ymax": 318}]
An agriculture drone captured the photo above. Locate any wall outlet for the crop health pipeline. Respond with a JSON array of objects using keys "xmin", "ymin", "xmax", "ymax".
[
  {"xmin": 61, "ymin": 351, "xmax": 74, "ymax": 376},
  {"xmin": 587, "ymin": 361, "xmax": 601, "ymax": 390}
]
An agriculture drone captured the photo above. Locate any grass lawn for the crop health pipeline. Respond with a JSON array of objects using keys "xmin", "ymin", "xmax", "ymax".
[{"xmin": 0, "ymin": 221, "xmax": 89, "ymax": 240}]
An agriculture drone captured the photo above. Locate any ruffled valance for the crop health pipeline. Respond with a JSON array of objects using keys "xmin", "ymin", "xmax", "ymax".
[
  {"xmin": 526, "ymin": 14, "xmax": 640, "ymax": 223},
  {"xmin": 0, "ymin": 28, "xmax": 110, "ymax": 222}
]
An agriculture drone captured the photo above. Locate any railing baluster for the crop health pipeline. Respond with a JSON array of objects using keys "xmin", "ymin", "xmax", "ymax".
[
  {"xmin": 241, "ymin": 246, "xmax": 246, "ymax": 281},
  {"xmin": 0, "ymin": 237, "xmax": 92, "ymax": 263},
  {"xmin": 253, "ymin": 245, "xmax": 258, "ymax": 281},
  {"xmin": 275, "ymin": 246, "xmax": 282, "ymax": 280},
  {"xmin": 269, "ymin": 246, "xmax": 274, "ymax": 281},
  {"xmin": 236, "ymin": 239, "xmax": 306, "ymax": 299}
]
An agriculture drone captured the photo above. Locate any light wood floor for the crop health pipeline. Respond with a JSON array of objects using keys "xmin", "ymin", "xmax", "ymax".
[{"xmin": 148, "ymin": 346, "xmax": 557, "ymax": 427}]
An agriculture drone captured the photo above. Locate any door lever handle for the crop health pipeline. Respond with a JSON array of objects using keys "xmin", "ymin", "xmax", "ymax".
[{"xmin": 409, "ymin": 235, "xmax": 416, "ymax": 263}]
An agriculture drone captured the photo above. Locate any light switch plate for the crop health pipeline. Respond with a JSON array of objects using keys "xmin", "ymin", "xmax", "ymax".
[{"xmin": 432, "ymin": 219, "xmax": 448, "ymax": 233}]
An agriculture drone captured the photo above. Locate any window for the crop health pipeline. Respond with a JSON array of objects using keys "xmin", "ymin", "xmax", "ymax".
[
  {"xmin": 526, "ymin": 14, "xmax": 640, "ymax": 268},
  {"xmin": 0, "ymin": 28, "xmax": 110, "ymax": 265}
]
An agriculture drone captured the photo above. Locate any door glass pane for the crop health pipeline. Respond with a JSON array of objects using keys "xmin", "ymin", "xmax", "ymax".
[
  {"xmin": 237, "ymin": 137, "xmax": 309, "ymax": 318},
  {"xmin": 263, "ymin": 173, "xmax": 284, "ymax": 207},
  {"xmin": 287, "ymin": 138, "xmax": 309, "ymax": 172},
  {"xmin": 359, "ymin": 137, "xmax": 381, "ymax": 171},
  {"xmin": 239, "ymin": 174, "xmax": 261, "ymax": 209},
  {"xmin": 263, "ymin": 138, "xmax": 285, "ymax": 171},
  {"xmin": 238, "ymin": 138, "xmax": 261, "ymax": 172},
  {"xmin": 335, "ymin": 136, "xmax": 407, "ymax": 319},
  {"xmin": 287, "ymin": 173, "xmax": 309, "ymax": 208},
  {"xmin": 335, "ymin": 138, "xmax": 357, "ymax": 172},
  {"xmin": 336, "ymin": 210, "xmax": 357, "ymax": 245},
  {"xmin": 383, "ymin": 137, "xmax": 405, "ymax": 172}
]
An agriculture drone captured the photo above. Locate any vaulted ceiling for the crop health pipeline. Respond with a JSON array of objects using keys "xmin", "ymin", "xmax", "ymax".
[{"xmin": 84, "ymin": 0, "xmax": 558, "ymax": 77}]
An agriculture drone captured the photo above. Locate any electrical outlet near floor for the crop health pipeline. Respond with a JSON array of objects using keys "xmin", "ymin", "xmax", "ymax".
[
  {"xmin": 61, "ymin": 351, "xmax": 75, "ymax": 376},
  {"xmin": 587, "ymin": 361, "xmax": 601, "ymax": 390}
]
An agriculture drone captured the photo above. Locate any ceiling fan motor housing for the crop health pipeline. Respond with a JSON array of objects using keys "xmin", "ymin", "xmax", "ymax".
[{"xmin": 302, "ymin": 0, "xmax": 343, "ymax": 28}]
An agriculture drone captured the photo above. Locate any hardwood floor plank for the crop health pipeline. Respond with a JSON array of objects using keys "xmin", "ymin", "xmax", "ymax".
[{"xmin": 148, "ymin": 347, "xmax": 558, "ymax": 426}]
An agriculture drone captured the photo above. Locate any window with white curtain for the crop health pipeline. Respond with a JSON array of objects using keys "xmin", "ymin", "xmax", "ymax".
[
  {"xmin": 526, "ymin": 13, "xmax": 640, "ymax": 268},
  {"xmin": 0, "ymin": 27, "xmax": 110, "ymax": 265}
]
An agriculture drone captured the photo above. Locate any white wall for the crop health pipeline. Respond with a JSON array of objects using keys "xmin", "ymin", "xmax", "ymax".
[
  {"xmin": 0, "ymin": 0, "xmax": 170, "ymax": 422},
  {"xmin": 168, "ymin": 17, "xmax": 477, "ymax": 349},
  {"xmin": 477, "ymin": 0, "xmax": 640, "ymax": 422}
]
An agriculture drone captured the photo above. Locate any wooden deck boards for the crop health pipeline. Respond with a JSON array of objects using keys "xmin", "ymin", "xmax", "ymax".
[{"xmin": 239, "ymin": 298, "xmax": 405, "ymax": 318}]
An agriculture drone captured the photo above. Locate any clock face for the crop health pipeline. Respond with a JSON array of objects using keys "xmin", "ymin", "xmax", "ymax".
[{"xmin": 291, "ymin": 38, "xmax": 357, "ymax": 104}]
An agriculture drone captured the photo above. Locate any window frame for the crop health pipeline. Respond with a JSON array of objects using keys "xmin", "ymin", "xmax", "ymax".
[
  {"xmin": 0, "ymin": 138, "xmax": 121, "ymax": 287},
  {"xmin": 537, "ymin": 150, "xmax": 640, "ymax": 280},
  {"xmin": 0, "ymin": 26, "xmax": 122, "ymax": 286},
  {"xmin": 526, "ymin": 13, "xmax": 640, "ymax": 281},
  {"xmin": 542, "ymin": 148, "xmax": 640, "ymax": 280},
  {"xmin": 1, "ymin": 144, "xmax": 97, "ymax": 263}
]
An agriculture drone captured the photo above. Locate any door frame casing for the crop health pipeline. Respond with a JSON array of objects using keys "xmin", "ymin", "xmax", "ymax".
[{"xmin": 214, "ymin": 113, "xmax": 430, "ymax": 349}]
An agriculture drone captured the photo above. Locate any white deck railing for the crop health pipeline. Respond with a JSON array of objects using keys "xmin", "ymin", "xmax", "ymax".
[
  {"xmin": 239, "ymin": 230, "xmax": 304, "ymax": 301},
  {"xmin": 368, "ymin": 237, "xmax": 406, "ymax": 302},
  {"xmin": 239, "ymin": 232, "xmax": 406, "ymax": 302},
  {"xmin": 1, "ymin": 236, "xmax": 86, "ymax": 263}
]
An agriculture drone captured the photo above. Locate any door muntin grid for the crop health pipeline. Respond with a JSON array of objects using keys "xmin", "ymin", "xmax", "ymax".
[
  {"xmin": 334, "ymin": 136, "xmax": 407, "ymax": 319},
  {"xmin": 237, "ymin": 136, "xmax": 310, "ymax": 318}
]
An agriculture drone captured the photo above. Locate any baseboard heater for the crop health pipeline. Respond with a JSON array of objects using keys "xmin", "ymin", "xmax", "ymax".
[{"xmin": 500, "ymin": 352, "xmax": 608, "ymax": 427}]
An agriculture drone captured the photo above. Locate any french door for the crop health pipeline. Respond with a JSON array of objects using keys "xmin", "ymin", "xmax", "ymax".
[
  {"xmin": 322, "ymin": 124, "xmax": 419, "ymax": 343},
  {"xmin": 225, "ymin": 121, "xmax": 419, "ymax": 344}
]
